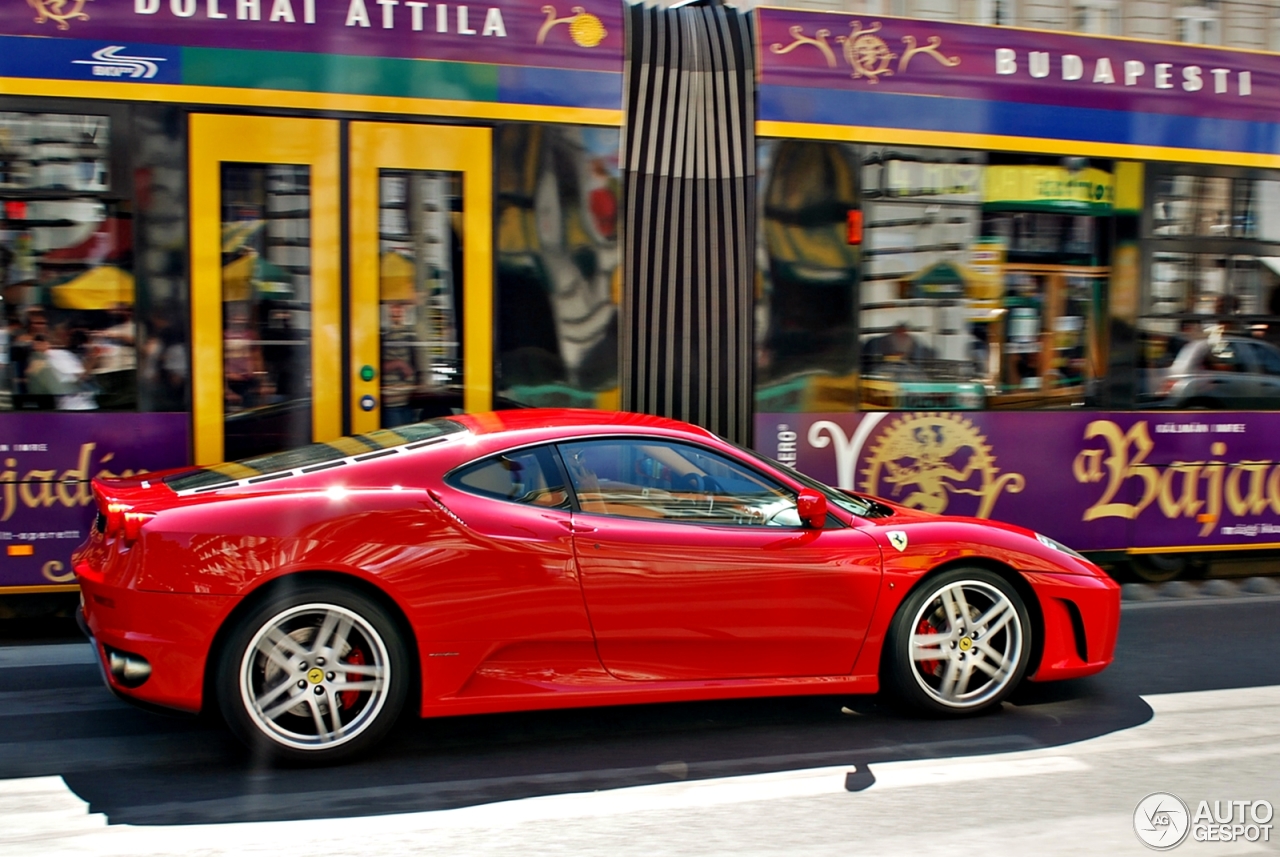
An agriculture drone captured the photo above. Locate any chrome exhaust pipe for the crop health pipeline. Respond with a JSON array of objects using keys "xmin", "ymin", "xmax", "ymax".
[{"xmin": 106, "ymin": 648, "xmax": 152, "ymax": 687}]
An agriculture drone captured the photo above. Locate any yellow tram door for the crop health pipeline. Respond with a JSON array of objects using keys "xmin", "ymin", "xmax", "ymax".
[
  {"xmin": 188, "ymin": 117, "xmax": 492, "ymax": 465},
  {"xmin": 189, "ymin": 114, "xmax": 342, "ymax": 466},
  {"xmin": 348, "ymin": 123, "xmax": 492, "ymax": 436}
]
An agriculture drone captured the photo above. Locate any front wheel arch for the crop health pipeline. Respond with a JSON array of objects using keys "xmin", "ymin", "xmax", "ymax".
[
  {"xmin": 881, "ymin": 558, "xmax": 1045, "ymax": 691},
  {"xmin": 203, "ymin": 571, "xmax": 421, "ymax": 721}
]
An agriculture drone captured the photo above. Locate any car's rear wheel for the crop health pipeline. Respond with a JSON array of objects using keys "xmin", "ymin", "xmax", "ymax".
[
  {"xmin": 216, "ymin": 582, "xmax": 409, "ymax": 763},
  {"xmin": 883, "ymin": 568, "xmax": 1031, "ymax": 715}
]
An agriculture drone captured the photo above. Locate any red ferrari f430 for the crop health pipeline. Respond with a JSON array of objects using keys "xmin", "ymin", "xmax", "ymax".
[{"xmin": 74, "ymin": 409, "xmax": 1120, "ymax": 762}]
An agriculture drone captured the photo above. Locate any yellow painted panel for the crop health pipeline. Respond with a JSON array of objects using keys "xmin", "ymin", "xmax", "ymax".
[
  {"xmin": 189, "ymin": 114, "xmax": 341, "ymax": 465},
  {"xmin": 349, "ymin": 123, "xmax": 494, "ymax": 434},
  {"xmin": 0, "ymin": 78, "xmax": 619, "ymax": 127},
  {"xmin": 756, "ymin": 121, "xmax": 1280, "ymax": 170},
  {"xmin": 0, "ymin": 584, "xmax": 80, "ymax": 595}
]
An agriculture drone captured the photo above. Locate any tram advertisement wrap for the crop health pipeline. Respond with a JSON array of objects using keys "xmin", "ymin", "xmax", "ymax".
[
  {"xmin": 0, "ymin": 0, "xmax": 622, "ymax": 75},
  {"xmin": 0, "ymin": 413, "xmax": 188, "ymax": 589},
  {"xmin": 756, "ymin": 411, "xmax": 1280, "ymax": 552},
  {"xmin": 757, "ymin": 10, "xmax": 1273, "ymax": 124}
]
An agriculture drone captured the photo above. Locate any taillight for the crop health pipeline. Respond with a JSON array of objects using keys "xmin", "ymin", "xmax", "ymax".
[
  {"xmin": 102, "ymin": 503, "xmax": 153, "ymax": 543},
  {"xmin": 123, "ymin": 511, "xmax": 154, "ymax": 542},
  {"xmin": 104, "ymin": 503, "xmax": 125, "ymax": 536}
]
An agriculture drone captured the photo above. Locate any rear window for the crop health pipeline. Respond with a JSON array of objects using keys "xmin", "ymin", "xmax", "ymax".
[{"xmin": 165, "ymin": 419, "xmax": 467, "ymax": 492}]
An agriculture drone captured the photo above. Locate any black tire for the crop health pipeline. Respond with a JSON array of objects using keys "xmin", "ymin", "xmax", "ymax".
[
  {"xmin": 1130, "ymin": 553, "xmax": 1187, "ymax": 583},
  {"xmin": 215, "ymin": 581, "xmax": 410, "ymax": 764},
  {"xmin": 882, "ymin": 567, "xmax": 1032, "ymax": 716}
]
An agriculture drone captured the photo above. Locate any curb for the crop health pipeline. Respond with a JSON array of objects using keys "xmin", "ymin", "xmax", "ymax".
[{"xmin": 1121, "ymin": 576, "xmax": 1280, "ymax": 603}]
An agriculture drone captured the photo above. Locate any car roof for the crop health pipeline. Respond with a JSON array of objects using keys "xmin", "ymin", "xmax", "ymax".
[{"xmin": 450, "ymin": 408, "xmax": 716, "ymax": 439}]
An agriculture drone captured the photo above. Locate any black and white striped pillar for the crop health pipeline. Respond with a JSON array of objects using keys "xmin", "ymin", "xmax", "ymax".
[{"xmin": 620, "ymin": 1, "xmax": 756, "ymax": 444}]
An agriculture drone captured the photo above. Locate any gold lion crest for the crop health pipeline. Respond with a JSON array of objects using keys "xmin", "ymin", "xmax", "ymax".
[
  {"xmin": 860, "ymin": 413, "xmax": 1024, "ymax": 518},
  {"xmin": 28, "ymin": 0, "xmax": 91, "ymax": 30}
]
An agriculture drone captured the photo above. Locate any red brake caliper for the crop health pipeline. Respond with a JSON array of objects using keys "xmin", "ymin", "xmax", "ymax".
[
  {"xmin": 340, "ymin": 648, "xmax": 366, "ymax": 710},
  {"xmin": 916, "ymin": 619, "xmax": 943, "ymax": 677}
]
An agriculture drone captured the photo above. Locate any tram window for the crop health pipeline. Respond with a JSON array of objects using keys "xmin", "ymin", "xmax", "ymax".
[
  {"xmin": 0, "ymin": 113, "xmax": 140, "ymax": 413},
  {"xmin": 1235, "ymin": 179, "xmax": 1280, "ymax": 241},
  {"xmin": 494, "ymin": 124, "xmax": 621, "ymax": 410},
  {"xmin": 754, "ymin": 139, "xmax": 862, "ymax": 414},
  {"xmin": 378, "ymin": 170, "xmax": 463, "ymax": 428},
  {"xmin": 1152, "ymin": 175, "xmax": 1232, "ymax": 237},
  {"xmin": 220, "ymin": 163, "xmax": 313, "ymax": 459}
]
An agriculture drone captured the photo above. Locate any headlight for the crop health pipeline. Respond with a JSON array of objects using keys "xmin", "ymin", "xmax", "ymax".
[{"xmin": 1036, "ymin": 532, "xmax": 1085, "ymax": 560}]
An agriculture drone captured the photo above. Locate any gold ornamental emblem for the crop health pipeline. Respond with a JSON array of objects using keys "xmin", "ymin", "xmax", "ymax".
[
  {"xmin": 860, "ymin": 413, "xmax": 1025, "ymax": 518},
  {"xmin": 306, "ymin": 667, "xmax": 325, "ymax": 684},
  {"xmin": 28, "ymin": 0, "xmax": 91, "ymax": 30},
  {"xmin": 838, "ymin": 21, "xmax": 896, "ymax": 84},
  {"xmin": 771, "ymin": 21, "xmax": 960, "ymax": 81},
  {"xmin": 537, "ymin": 5, "xmax": 607, "ymax": 48}
]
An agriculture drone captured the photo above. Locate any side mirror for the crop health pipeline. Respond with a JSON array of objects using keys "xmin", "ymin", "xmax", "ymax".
[{"xmin": 796, "ymin": 489, "xmax": 827, "ymax": 529}]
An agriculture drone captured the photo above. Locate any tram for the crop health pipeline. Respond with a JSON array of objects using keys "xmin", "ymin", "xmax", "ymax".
[{"xmin": 2, "ymin": 0, "xmax": 1279, "ymax": 593}]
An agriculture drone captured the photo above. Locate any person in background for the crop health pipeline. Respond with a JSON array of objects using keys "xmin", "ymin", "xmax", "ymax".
[
  {"xmin": 380, "ymin": 302, "xmax": 420, "ymax": 427},
  {"xmin": 91, "ymin": 303, "xmax": 136, "ymax": 408},
  {"xmin": 27, "ymin": 326, "xmax": 96, "ymax": 409},
  {"xmin": 10, "ymin": 309, "xmax": 49, "ymax": 395}
]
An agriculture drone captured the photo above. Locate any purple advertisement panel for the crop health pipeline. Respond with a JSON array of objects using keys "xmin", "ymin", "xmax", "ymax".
[
  {"xmin": 0, "ymin": 413, "xmax": 188, "ymax": 589},
  {"xmin": 757, "ymin": 10, "xmax": 1275, "ymax": 124},
  {"xmin": 0, "ymin": 0, "xmax": 621, "ymax": 72},
  {"xmin": 756, "ymin": 411, "xmax": 1280, "ymax": 553}
]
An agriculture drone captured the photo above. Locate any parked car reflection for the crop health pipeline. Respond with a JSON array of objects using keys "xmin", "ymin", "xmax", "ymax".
[{"xmin": 1153, "ymin": 335, "xmax": 1280, "ymax": 408}]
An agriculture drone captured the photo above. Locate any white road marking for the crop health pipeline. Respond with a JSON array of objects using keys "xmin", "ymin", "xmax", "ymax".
[{"xmin": 0, "ymin": 644, "xmax": 96, "ymax": 669}]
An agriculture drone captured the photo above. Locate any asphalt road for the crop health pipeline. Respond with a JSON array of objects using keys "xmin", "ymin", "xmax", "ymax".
[{"xmin": 1, "ymin": 594, "xmax": 1278, "ymax": 829}]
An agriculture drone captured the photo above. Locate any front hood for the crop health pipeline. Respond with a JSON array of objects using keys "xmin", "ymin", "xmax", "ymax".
[{"xmin": 855, "ymin": 504, "xmax": 1104, "ymax": 578}]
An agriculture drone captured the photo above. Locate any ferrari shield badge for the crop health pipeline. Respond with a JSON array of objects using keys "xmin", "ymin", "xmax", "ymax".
[{"xmin": 887, "ymin": 531, "xmax": 908, "ymax": 552}]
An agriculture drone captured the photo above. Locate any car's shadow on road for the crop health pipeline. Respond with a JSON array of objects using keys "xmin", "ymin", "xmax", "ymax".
[
  {"xmin": 52, "ymin": 671, "xmax": 1148, "ymax": 825},
  {"xmin": 54, "ymin": 599, "xmax": 1280, "ymax": 826}
]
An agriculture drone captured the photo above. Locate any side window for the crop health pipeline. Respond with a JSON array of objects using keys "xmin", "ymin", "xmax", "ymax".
[
  {"xmin": 448, "ymin": 446, "xmax": 568, "ymax": 508},
  {"xmin": 557, "ymin": 439, "xmax": 804, "ymax": 526},
  {"xmin": 1201, "ymin": 343, "xmax": 1245, "ymax": 373},
  {"xmin": 1248, "ymin": 342, "xmax": 1280, "ymax": 376}
]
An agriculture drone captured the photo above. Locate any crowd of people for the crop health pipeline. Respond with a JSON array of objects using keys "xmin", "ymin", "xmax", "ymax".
[{"xmin": 2, "ymin": 303, "xmax": 187, "ymax": 411}]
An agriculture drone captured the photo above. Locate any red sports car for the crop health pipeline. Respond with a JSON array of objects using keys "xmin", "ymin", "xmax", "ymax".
[{"xmin": 74, "ymin": 409, "xmax": 1119, "ymax": 763}]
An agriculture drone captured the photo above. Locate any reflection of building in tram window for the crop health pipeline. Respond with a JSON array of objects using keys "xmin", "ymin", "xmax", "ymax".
[
  {"xmin": 494, "ymin": 125, "xmax": 621, "ymax": 407},
  {"xmin": 261, "ymin": 305, "xmax": 305, "ymax": 400},
  {"xmin": 223, "ymin": 302, "xmax": 264, "ymax": 410}
]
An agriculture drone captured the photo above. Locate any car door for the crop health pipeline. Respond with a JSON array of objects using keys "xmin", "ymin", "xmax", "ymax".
[
  {"xmin": 558, "ymin": 437, "xmax": 883, "ymax": 682},
  {"xmin": 1200, "ymin": 339, "xmax": 1256, "ymax": 408},
  {"xmin": 1242, "ymin": 341, "xmax": 1280, "ymax": 408},
  {"xmin": 429, "ymin": 444, "xmax": 596, "ymax": 648}
]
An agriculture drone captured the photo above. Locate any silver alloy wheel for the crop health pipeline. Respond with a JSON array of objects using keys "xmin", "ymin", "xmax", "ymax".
[
  {"xmin": 907, "ymin": 579, "xmax": 1023, "ymax": 710},
  {"xmin": 239, "ymin": 602, "xmax": 391, "ymax": 752}
]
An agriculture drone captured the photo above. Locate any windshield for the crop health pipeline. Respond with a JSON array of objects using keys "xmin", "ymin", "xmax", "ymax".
[{"xmin": 730, "ymin": 441, "xmax": 888, "ymax": 518}]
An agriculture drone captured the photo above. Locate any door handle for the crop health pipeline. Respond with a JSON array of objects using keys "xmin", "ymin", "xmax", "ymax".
[{"xmin": 542, "ymin": 517, "xmax": 597, "ymax": 534}]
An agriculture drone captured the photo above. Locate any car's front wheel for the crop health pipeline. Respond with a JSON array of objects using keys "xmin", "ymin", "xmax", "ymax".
[
  {"xmin": 883, "ymin": 568, "xmax": 1032, "ymax": 715},
  {"xmin": 216, "ymin": 582, "xmax": 409, "ymax": 763}
]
